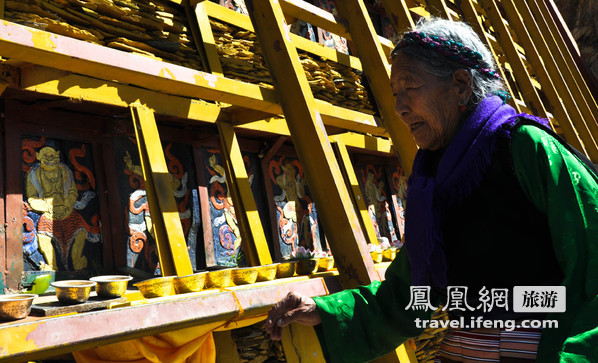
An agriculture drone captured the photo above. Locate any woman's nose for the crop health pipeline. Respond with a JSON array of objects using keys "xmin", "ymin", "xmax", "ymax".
[{"xmin": 394, "ymin": 95, "xmax": 410, "ymax": 118}]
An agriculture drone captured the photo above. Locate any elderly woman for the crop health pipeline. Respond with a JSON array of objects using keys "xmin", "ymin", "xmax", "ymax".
[{"xmin": 265, "ymin": 18, "xmax": 598, "ymax": 362}]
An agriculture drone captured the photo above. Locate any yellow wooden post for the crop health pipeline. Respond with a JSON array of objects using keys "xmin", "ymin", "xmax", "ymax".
[
  {"xmin": 216, "ymin": 120, "xmax": 273, "ymax": 266},
  {"xmin": 130, "ymin": 104, "xmax": 194, "ymax": 277},
  {"xmin": 458, "ymin": 0, "xmax": 520, "ymax": 111},
  {"xmin": 426, "ymin": 0, "xmax": 453, "ymax": 19},
  {"xmin": 245, "ymin": 0, "xmax": 378, "ymax": 287},
  {"xmin": 194, "ymin": 0, "xmax": 225, "ymax": 76},
  {"xmin": 333, "ymin": 0, "xmax": 418, "ymax": 176},
  {"xmin": 478, "ymin": 0, "xmax": 551, "ymax": 122},
  {"xmin": 332, "ymin": 140, "xmax": 380, "ymax": 246},
  {"xmin": 500, "ymin": 0, "xmax": 598, "ymax": 160}
]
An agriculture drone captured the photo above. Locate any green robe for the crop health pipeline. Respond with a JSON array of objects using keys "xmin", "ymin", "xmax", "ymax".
[{"xmin": 314, "ymin": 125, "xmax": 598, "ymax": 362}]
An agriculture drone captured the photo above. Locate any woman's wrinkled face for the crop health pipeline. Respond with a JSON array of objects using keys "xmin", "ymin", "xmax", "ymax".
[{"xmin": 390, "ymin": 53, "xmax": 462, "ymax": 150}]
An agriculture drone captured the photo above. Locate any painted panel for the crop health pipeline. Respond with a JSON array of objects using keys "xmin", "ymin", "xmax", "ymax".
[
  {"xmin": 387, "ymin": 164, "xmax": 407, "ymax": 247},
  {"xmin": 266, "ymin": 155, "xmax": 324, "ymax": 259},
  {"xmin": 354, "ymin": 161, "xmax": 400, "ymax": 246},
  {"xmin": 113, "ymin": 136, "xmax": 201, "ymax": 274},
  {"xmin": 22, "ymin": 137, "xmax": 102, "ymax": 272},
  {"xmin": 313, "ymin": 0, "xmax": 349, "ymax": 54},
  {"xmin": 201, "ymin": 148, "xmax": 270, "ymax": 267}
]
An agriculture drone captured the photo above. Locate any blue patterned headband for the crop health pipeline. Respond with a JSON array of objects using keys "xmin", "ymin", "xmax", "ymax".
[{"xmin": 392, "ymin": 31, "xmax": 500, "ymax": 80}]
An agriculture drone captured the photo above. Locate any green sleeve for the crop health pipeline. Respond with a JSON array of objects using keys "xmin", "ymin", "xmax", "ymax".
[
  {"xmin": 511, "ymin": 125, "xmax": 598, "ymax": 362},
  {"xmin": 313, "ymin": 247, "xmax": 431, "ymax": 363}
]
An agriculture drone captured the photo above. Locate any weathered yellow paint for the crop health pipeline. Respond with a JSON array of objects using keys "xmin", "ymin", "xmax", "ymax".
[
  {"xmin": 158, "ymin": 67, "xmax": 177, "ymax": 80},
  {"xmin": 30, "ymin": 29, "xmax": 56, "ymax": 51},
  {"xmin": 333, "ymin": 140, "xmax": 380, "ymax": 245},
  {"xmin": 131, "ymin": 104, "xmax": 193, "ymax": 277},
  {"xmin": 281, "ymin": 324, "xmax": 326, "ymax": 363},
  {"xmin": 0, "ymin": 323, "xmax": 40, "ymax": 357},
  {"xmin": 217, "ymin": 120, "xmax": 273, "ymax": 266}
]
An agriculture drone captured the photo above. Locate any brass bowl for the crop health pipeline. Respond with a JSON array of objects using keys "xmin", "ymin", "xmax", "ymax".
[
  {"xmin": 51, "ymin": 280, "xmax": 96, "ymax": 305},
  {"xmin": 318, "ymin": 256, "xmax": 335, "ymax": 272},
  {"xmin": 383, "ymin": 248, "xmax": 397, "ymax": 262},
  {"xmin": 90, "ymin": 275, "xmax": 133, "ymax": 298},
  {"xmin": 0, "ymin": 294, "xmax": 38, "ymax": 320},
  {"xmin": 276, "ymin": 261, "xmax": 296, "ymax": 278},
  {"xmin": 370, "ymin": 251, "xmax": 383, "ymax": 263},
  {"xmin": 231, "ymin": 266, "xmax": 259, "ymax": 285},
  {"xmin": 256, "ymin": 263, "xmax": 279, "ymax": 282},
  {"xmin": 133, "ymin": 276, "xmax": 175, "ymax": 298},
  {"xmin": 205, "ymin": 269, "xmax": 233, "ymax": 289},
  {"xmin": 295, "ymin": 259, "xmax": 319, "ymax": 275},
  {"xmin": 174, "ymin": 272, "xmax": 207, "ymax": 294}
]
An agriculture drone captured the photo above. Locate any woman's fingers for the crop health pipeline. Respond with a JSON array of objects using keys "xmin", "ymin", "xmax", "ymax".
[{"xmin": 265, "ymin": 291, "xmax": 322, "ymax": 340}]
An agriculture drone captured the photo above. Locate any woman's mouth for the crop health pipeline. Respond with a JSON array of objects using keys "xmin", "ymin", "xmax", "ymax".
[{"xmin": 410, "ymin": 122, "xmax": 424, "ymax": 132}]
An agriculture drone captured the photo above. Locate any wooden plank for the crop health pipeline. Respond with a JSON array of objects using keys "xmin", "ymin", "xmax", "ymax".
[
  {"xmin": 3, "ymin": 104, "xmax": 23, "ymax": 292},
  {"xmin": 333, "ymin": 0, "xmax": 418, "ymax": 175},
  {"xmin": 245, "ymin": 0, "xmax": 378, "ymax": 287},
  {"xmin": 30, "ymin": 296, "xmax": 127, "ymax": 317},
  {"xmin": 130, "ymin": 104, "xmax": 193, "ymax": 277},
  {"xmin": 500, "ymin": 0, "xmax": 598, "ymax": 160},
  {"xmin": 217, "ymin": 121, "xmax": 272, "ymax": 266},
  {"xmin": 0, "ymin": 107, "xmax": 5, "ymax": 293},
  {"xmin": 214, "ymin": 330, "xmax": 241, "ymax": 363},
  {"xmin": 0, "ymin": 277, "xmax": 329, "ymax": 362}
]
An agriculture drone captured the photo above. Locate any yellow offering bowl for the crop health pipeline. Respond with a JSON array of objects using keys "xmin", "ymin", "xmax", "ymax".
[
  {"xmin": 318, "ymin": 256, "xmax": 335, "ymax": 272},
  {"xmin": 133, "ymin": 276, "xmax": 175, "ymax": 298},
  {"xmin": 231, "ymin": 266, "xmax": 259, "ymax": 285},
  {"xmin": 205, "ymin": 269, "xmax": 233, "ymax": 289},
  {"xmin": 370, "ymin": 251, "xmax": 383, "ymax": 263},
  {"xmin": 51, "ymin": 280, "xmax": 96, "ymax": 305},
  {"xmin": 90, "ymin": 275, "xmax": 133, "ymax": 298},
  {"xmin": 295, "ymin": 259, "xmax": 319, "ymax": 275},
  {"xmin": 256, "ymin": 263, "xmax": 279, "ymax": 282},
  {"xmin": 174, "ymin": 272, "xmax": 207, "ymax": 294},
  {"xmin": 276, "ymin": 261, "xmax": 297, "ymax": 278},
  {"xmin": 0, "ymin": 294, "xmax": 38, "ymax": 320},
  {"xmin": 383, "ymin": 248, "xmax": 397, "ymax": 261}
]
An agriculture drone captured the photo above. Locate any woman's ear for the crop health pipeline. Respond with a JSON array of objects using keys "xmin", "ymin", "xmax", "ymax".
[{"xmin": 452, "ymin": 69, "xmax": 473, "ymax": 103}]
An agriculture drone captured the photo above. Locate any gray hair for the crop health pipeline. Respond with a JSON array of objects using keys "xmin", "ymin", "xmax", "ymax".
[{"xmin": 392, "ymin": 18, "xmax": 506, "ymax": 108}]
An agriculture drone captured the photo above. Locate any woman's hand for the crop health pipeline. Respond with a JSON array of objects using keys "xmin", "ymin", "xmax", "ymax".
[{"xmin": 265, "ymin": 291, "xmax": 322, "ymax": 340}]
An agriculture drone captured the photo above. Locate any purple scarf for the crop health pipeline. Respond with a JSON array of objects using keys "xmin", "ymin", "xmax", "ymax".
[{"xmin": 405, "ymin": 96, "xmax": 547, "ymax": 288}]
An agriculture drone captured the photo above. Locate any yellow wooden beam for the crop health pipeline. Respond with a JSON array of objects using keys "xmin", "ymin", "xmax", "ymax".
[
  {"xmin": 478, "ymin": 0, "xmax": 551, "ymax": 121},
  {"xmin": 0, "ymin": 22, "xmax": 383, "ymax": 135},
  {"xmin": 379, "ymin": 0, "xmax": 416, "ymax": 34},
  {"xmin": 500, "ymin": 0, "xmax": 598, "ymax": 160},
  {"xmin": 19, "ymin": 66, "xmax": 224, "ymax": 123},
  {"xmin": 334, "ymin": 0, "xmax": 417, "ymax": 175},
  {"xmin": 195, "ymin": 1, "xmax": 224, "ymax": 76},
  {"xmin": 426, "ymin": 0, "xmax": 453, "ymax": 19},
  {"xmin": 131, "ymin": 104, "xmax": 194, "ymax": 277},
  {"xmin": 332, "ymin": 140, "xmax": 380, "ymax": 245},
  {"xmin": 281, "ymin": 324, "xmax": 326, "ymax": 363},
  {"xmin": 458, "ymin": 0, "xmax": 521, "ymax": 112},
  {"xmin": 245, "ymin": 0, "xmax": 378, "ymax": 288},
  {"xmin": 217, "ymin": 120, "xmax": 273, "ymax": 266},
  {"xmin": 330, "ymin": 132, "xmax": 394, "ymax": 154}
]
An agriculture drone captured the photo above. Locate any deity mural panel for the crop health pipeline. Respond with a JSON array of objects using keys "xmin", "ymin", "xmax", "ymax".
[
  {"xmin": 22, "ymin": 137, "xmax": 102, "ymax": 272},
  {"xmin": 201, "ymin": 149, "xmax": 270, "ymax": 267},
  {"xmin": 354, "ymin": 161, "xmax": 401, "ymax": 246},
  {"xmin": 267, "ymin": 155, "xmax": 324, "ymax": 259},
  {"xmin": 388, "ymin": 164, "xmax": 407, "ymax": 247},
  {"xmin": 113, "ymin": 136, "xmax": 201, "ymax": 274}
]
